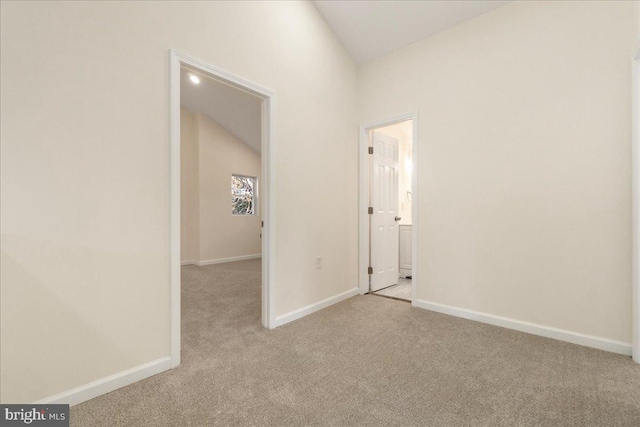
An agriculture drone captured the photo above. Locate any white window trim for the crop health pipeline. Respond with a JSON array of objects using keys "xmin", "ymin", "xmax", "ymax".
[{"xmin": 231, "ymin": 174, "xmax": 259, "ymax": 216}]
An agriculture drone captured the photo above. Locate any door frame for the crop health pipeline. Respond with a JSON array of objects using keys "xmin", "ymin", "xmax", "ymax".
[
  {"xmin": 169, "ymin": 50, "xmax": 277, "ymax": 368},
  {"xmin": 632, "ymin": 44, "xmax": 640, "ymax": 363},
  {"xmin": 359, "ymin": 112, "xmax": 418, "ymax": 304}
]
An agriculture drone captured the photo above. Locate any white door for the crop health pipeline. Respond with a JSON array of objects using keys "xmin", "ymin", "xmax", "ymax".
[{"xmin": 370, "ymin": 131, "xmax": 400, "ymax": 292}]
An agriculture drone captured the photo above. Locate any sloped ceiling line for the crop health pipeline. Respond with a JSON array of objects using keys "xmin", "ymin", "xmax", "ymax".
[{"xmin": 180, "ymin": 69, "xmax": 262, "ymax": 153}]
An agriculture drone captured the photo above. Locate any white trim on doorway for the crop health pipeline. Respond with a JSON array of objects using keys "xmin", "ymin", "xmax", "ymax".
[
  {"xmin": 358, "ymin": 112, "xmax": 418, "ymax": 304},
  {"xmin": 632, "ymin": 43, "xmax": 640, "ymax": 364},
  {"xmin": 169, "ymin": 50, "xmax": 277, "ymax": 370}
]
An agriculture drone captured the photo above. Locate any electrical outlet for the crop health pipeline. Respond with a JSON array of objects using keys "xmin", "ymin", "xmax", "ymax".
[{"xmin": 315, "ymin": 256, "xmax": 322, "ymax": 269}]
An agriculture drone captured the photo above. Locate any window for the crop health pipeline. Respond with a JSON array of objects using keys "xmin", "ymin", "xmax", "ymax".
[{"xmin": 231, "ymin": 175, "xmax": 257, "ymax": 215}]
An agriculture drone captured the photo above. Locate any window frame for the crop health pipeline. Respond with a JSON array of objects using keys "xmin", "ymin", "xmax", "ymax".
[{"xmin": 231, "ymin": 174, "xmax": 258, "ymax": 216}]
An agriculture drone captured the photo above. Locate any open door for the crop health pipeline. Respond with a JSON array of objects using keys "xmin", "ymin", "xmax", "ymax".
[{"xmin": 370, "ymin": 131, "xmax": 400, "ymax": 292}]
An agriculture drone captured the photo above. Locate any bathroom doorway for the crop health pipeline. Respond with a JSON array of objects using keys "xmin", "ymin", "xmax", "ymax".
[{"xmin": 359, "ymin": 114, "xmax": 417, "ymax": 303}]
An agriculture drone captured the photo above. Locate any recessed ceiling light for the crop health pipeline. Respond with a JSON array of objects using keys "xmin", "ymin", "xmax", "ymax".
[{"xmin": 189, "ymin": 74, "xmax": 200, "ymax": 85}]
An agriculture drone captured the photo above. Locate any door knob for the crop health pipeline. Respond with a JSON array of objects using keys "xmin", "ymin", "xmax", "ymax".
[{"xmin": 395, "ymin": 216, "xmax": 402, "ymax": 221}]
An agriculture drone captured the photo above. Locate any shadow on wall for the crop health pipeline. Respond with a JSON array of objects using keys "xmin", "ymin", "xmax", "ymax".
[{"xmin": 0, "ymin": 235, "xmax": 165, "ymax": 403}]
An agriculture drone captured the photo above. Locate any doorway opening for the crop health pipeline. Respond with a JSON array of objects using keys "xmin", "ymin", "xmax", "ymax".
[
  {"xmin": 359, "ymin": 113, "xmax": 418, "ymax": 304},
  {"xmin": 169, "ymin": 51, "xmax": 276, "ymax": 368}
]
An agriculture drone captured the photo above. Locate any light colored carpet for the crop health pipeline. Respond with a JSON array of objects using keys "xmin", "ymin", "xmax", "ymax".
[{"xmin": 71, "ymin": 259, "xmax": 640, "ymax": 426}]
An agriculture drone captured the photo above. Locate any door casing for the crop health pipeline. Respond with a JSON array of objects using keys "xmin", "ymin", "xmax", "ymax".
[
  {"xmin": 359, "ymin": 112, "xmax": 418, "ymax": 303},
  {"xmin": 169, "ymin": 50, "xmax": 277, "ymax": 369},
  {"xmin": 632, "ymin": 45, "xmax": 640, "ymax": 363}
]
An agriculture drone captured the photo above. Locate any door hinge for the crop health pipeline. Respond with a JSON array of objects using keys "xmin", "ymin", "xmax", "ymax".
[
  {"xmin": 261, "ymin": 221, "xmax": 264, "ymax": 228},
  {"xmin": 368, "ymin": 266, "xmax": 373, "ymax": 275},
  {"xmin": 368, "ymin": 146, "xmax": 374, "ymax": 155},
  {"xmin": 368, "ymin": 207, "xmax": 373, "ymax": 214}
]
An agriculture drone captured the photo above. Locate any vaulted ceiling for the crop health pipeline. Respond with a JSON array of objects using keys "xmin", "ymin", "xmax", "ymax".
[
  {"xmin": 180, "ymin": 2, "xmax": 512, "ymax": 149},
  {"xmin": 313, "ymin": 1, "xmax": 511, "ymax": 64},
  {"xmin": 180, "ymin": 69, "xmax": 262, "ymax": 153}
]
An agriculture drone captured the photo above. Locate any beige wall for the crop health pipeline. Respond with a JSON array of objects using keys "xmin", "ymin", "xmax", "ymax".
[
  {"xmin": 0, "ymin": 1, "xmax": 358, "ymax": 403},
  {"xmin": 181, "ymin": 107, "xmax": 200, "ymax": 262},
  {"xmin": 181, "ymin": 110, "xmax": 262, "ymax": 263},
  {"xmin": 360, "ymin": 0, "xmax": 637, "ymax": 343}
]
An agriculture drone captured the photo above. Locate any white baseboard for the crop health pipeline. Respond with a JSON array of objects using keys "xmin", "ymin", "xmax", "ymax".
[
  {"xmin": 35, "ymin": 357, "xmax": 171, "ymax": 406},
  {"xmin": 273, "ymin": 287, "xmax": 360, "ymax": 328},
  {"xmin": 181, "ymin": 260, "xmax": 195, "ymax": 265},
  {"xmin": 195, "ymin": 254, "xmax": 261, "ymax": 266},
  {"xmin": 413, "ymin": 299, "xmax": 632, "ymax": 356}
]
